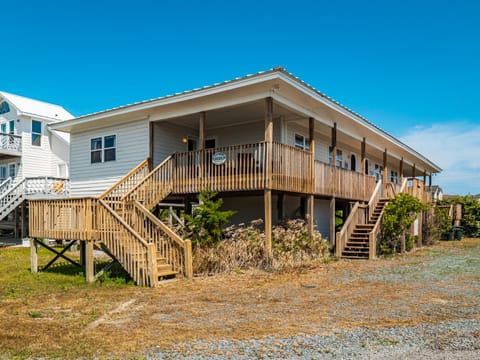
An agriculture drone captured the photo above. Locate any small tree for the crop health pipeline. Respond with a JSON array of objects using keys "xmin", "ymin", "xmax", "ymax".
[
  {"xmin": 184, "ymin": 189, "xmax": 236, "ymax": 247},
  {"xmin": 381, "ymin": 193, "xmax": 427, "ymax": 254}
]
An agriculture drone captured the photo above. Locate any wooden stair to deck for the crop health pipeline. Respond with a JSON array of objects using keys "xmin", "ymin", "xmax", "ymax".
[{"xmin": 341, "ymin": 198, "xmax": 389, "ymax": 259}]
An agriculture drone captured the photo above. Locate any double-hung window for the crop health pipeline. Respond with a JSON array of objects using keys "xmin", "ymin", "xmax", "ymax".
[
  {"xmin": 32, "ymin": 120, "xmax": 42, "ymax": 146},
  {"xmin": 91, "ymin": 135, "xmax": 116, "ymax": 163},
  {"xmin": 294, "ymin": 134, "xmax": 310, "ymax": 151},
  {"xmin": 329, "ymin": 147, "xmax": 343, "ymax": 167}
]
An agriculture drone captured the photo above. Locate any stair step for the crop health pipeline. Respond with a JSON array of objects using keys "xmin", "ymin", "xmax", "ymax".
[
  {"xmin": 157, "ymin": 269, "xmax": 178, "ymax": 278},
  {"xmin": 342, "ymin": 255, "xmax": 369, "ymax": 259},
  {"xmin": 157, "ymin": 263, "xmax": 173, "ymax": 272}
]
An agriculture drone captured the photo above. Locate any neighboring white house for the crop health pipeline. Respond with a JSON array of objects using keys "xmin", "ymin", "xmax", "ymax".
[{"xmin": 0, "ymin": 91, "xmax": 73, "ymax": 237}]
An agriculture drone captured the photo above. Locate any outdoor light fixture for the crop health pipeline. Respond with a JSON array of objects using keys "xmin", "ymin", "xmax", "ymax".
[{"xmin": 182, "ymin": 137, "xmax": 188, "ymax": 144}]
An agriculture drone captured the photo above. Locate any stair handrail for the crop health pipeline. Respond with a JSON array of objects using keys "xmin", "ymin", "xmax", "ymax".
[
  {"xmin": 0, "ymin": 177, "xmax": 12, "ymax": 194},
  {"xmin": 335, "ymin": 201, "xmax": 367, "ymax": 257},
  {"xmin": 398, "ymin": 178, "xmax": 409, "ymax": 194},
  {"xmin": 99, "ymin": 158, "xmax": 150, "ymax": 208},
  {"xmin": 367, "ymin": 180, "xmax": 383, "ymax": 221},
  {"xmin": 123, "ymin": 155, "xmax": 174, "ymax": 208},
  {"xmin": 97, "ymin": 198, "xmax": 158, "ymax": 286},
  {"xmin": 368, "ymin": 206, "xmax": 386, "ymax": 260},
  {"xmin": 130, "ymin": 200, "xmax": 193, "ymax": 278}
]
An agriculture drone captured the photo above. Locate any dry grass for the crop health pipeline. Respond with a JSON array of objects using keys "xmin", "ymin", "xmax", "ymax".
[{"xmin": 1, "ymin": 239, "xmax": 479, "ymax": 359}]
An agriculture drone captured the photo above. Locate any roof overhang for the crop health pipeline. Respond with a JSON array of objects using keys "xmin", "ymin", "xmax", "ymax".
[{"xmin": 49, "ymin": 68, "xmax": 441, "ymax": 173}]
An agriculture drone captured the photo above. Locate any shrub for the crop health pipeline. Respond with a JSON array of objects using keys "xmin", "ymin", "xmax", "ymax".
[
  {"xmin": 183, "ymin": 189, "xmax": 236, "ymax": 247},
  {"xmin": 380, "ymin": 193, "xmax": 427, "ymax": 255},
  {"xmin": 192, "ymin": 219, "xmax": 331, "ymax": 274}
]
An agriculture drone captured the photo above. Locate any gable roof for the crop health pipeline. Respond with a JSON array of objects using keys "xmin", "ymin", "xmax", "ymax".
[
  {"xmin": 48, "ymin": 67, "xmax": 441, "ymax": 173},
  {"xmin": 0, "ymin": 91, "xmax": 73, "ymax": 121}
]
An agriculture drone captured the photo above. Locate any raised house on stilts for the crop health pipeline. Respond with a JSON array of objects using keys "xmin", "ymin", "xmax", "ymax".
[{"xmin": 29, "ymin": 68, "xmax": 441, "ymax": 286}]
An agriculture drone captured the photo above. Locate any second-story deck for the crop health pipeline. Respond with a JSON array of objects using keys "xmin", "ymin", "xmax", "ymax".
[{"xmin": 0, "ymin": 133, "xmax": 22, "ymax": 159}]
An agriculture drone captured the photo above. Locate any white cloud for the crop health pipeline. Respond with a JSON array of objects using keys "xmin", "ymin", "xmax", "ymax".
[{"xmin": 401, "ymin": 122, "xmax": 480, "ymax": 195}]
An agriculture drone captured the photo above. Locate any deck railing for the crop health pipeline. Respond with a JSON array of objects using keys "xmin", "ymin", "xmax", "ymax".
[
  {"xmin": 29, "ymin": 197, "xmax": 97, "ymax": 241},
  {"xmin": 0, "ymin": 133, "xmax": 21, "ymax": 153},
  {"xmin": 335, "ymin": 202, "xmax": 368, "ymax": 257},
  {"xmin": 173, "ymin": 142, "xmax": 267, "ymax": 193},
  {"xmin": 271, "ymin": 142, "xmax": 312, "ymax": 193}
]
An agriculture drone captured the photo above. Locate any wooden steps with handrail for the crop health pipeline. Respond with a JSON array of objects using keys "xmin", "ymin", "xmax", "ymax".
[{"xmin": 341, "ymin": 198, "xmax": 389, "ymax": 259}]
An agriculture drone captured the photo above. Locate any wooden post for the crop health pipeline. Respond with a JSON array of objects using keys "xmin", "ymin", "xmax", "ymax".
[
  {"xmin": 148, "ymin": 121, "xmax": 154, "ymax": 170},
  {"xmin": 331, "ymin": 123, "xmax": 337, "ymax": 167},
  {"xmin": 264, "ymin": 189, "xmax": 272, "ymax": 257},
  {"xmin": 361, "ymin": 137, "xmax": 366, "ymax": 199},
  {"xmin": 184, "ymin": 239, "xmax": 193, "ymax": 278},
  {"xmin": 423, "ymin": 170, "xmax": 427, "ymax": 203},
  {"xmin": 330, "ymin": 197, "xmax": 336, "ymax": 246},
  {"xmin": 85, "ymin": 241, "xmax": 94, "ymax": 283},
  {"xmin": 417, "ymin": 213, "xmax": 423, "ymax": 247},
  {"xmin": 383, "ymin": 149, "xmax": 388, "ymax": 194},
  {"xmin": 400, "ymin": 232, "xmax": 406, "ymax": 254},
  {"xmin": 30, "ymin": 238, "xmax": 38, "ymax": 273},
  {"xmin": 199, "ymin": 111, "xmax": 206, "ymax": 150},
  {"xmin": 412, "ymin": 163, "xmax": 416, "ymax": 178},
  {"xmin": 308, "ymin": 117, "xmax": 315, "ymax": 239},
  {"xmin": 399, "ymin": 157, "xmax": 404, "ymax": 185},
  {"xmin": 264, "ymin": 97, "xmax": 274, "ymax": 257},
  {"xmin": 148, "ymin": 243, "xmax": 158, "ymax": 287}
]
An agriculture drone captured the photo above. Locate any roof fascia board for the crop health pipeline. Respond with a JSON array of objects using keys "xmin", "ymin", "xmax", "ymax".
[{"xmin": 51, "ymin": 73, "xmax": 281, "ymax": 131}]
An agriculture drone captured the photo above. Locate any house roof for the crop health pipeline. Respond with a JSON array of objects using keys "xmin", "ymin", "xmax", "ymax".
[
  {"xmin": 48, "ymin": 67, "xmax": 442, "ymax": 173},
  {"xmin": 0, "ymin": 91, "xmax": 73, "ymax": 121}
]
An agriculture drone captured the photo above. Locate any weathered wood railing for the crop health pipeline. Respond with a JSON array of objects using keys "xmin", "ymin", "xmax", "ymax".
[
  {"xmin": 271, "ymin": 142, "xmax": 311, "ymax": 193},
  {"xmin": 29, "ymin": 197, "xmax": 96, "ymax": 240},
  {"xmin": 173, "ymin": 142, "xmax": 267, "ymax": 193},
  {"xmin": 126, "ymin": 200, "xmax": 193, "ymax": 278},
  {"xmin": 369, "ymin": 208, "xmax": 384, "ymax": 260},
  {"xmin": 335, "ymin": 202, "xmax": 368, "ymax": 257},
  {"xmin": 100, "ymin": 158, "xmax": 150, "ymax": 210},
  {"xmin": 124, "ymin": 156, "xmax": 174, "ymax": 210},
  {"xmin": 368, "ymin": 180, "xmax": 384, "ymax": 221}
]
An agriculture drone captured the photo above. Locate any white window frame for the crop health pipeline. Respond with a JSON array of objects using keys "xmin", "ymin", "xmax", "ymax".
[
  {"xmin": 8, "ymin": 162, "xmax": 15, "ymax": 178},
  {"xmin": 90, "ymin": 135, "xmax": 116, "ymax": 164},
  {"xmin": 0, "ymin": 165, "xmax": 7, "ymax": 180},
  {"xmin": 294, "ymin": 133, "xmax": 310, "ymax": 151},
  {"xmin": 390, "ymin": 170, "xmax": 399, "ymax": 184}
]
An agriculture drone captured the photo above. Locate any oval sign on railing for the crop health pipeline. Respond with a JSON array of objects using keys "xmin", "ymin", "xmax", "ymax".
[{"xmin": 212, "ymin": 152, "xmax": 227, "ymax": 165}]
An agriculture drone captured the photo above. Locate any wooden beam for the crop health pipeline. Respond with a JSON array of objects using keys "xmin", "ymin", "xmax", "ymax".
[
  {"xmin": 308, "ymin": 117, "xmax": 315, "ymax": 239},
  {"xmin": 148, "ymin": 121, "xmax": 154, "ymax": 170},
  {"xmin": 330, "ymin": 197, "xmax": 336, "ymax": 245},
  {"xmin": 265, "ymin": 97, "xmax": 273, "ymax": 189},
  {"xmin": 361, "ymin": 137, "xmax": 366, "ymax": 174},
  {"xmin": 85, "ymin": 241, "xmax": 95, "ymax": 283},
  {"xmin": 429, "ymin": 174, "xmax": 432, "ymax": 188},
  {"xmin": 199, "ymin": 111, "xmax": 206, "ymax": 150},
  {"xmin": 264, "ymin": 189, "xmax": 272, "ymax": 257},
  {"xmin": 30, "ymin": 238, "xmax": 38, "ymax": 274},
  {"xmin": 399, "ymin": 157, "xmax": 404, "ymax": 184},
  {"xmin": 412, "ymin": 163, "xmax": 416, "ymax": 178},
  {"xmin": 383, "ymin": 148, "xmax": 388, "ymax": 193},
  {"xmin": 331, "ymin": 123, "xmax": 337, "ymax": 167}
]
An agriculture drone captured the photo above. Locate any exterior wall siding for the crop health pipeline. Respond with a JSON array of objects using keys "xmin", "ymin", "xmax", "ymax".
[{"xmin": 70, "ymin": 119, "xmax": 149, "ymax": 195}]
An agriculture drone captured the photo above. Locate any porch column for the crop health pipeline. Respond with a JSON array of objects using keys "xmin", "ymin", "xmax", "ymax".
[
  {"xmin": 330, "ymin": 123, "xmax": 337, "ymax": 247},
  {"xmin": 85, "ymin": 241, "xmax": 95, "ymax": 283},
  {"xmin": 361, "ymin": 137, "xmax": 366, "ymax": 199},
  {"xmin": 423, "ymin": 170, "xmax": 427, "ymax": 203},
  {"xmin": 331, "ymin": 123, "xmax": 337, "ymax": 168},
  {"xmin": 412, "ymin": 163, "xmax": 416, "ymax": 178},
  {"xmin": 307, "ymin": 117, "xmax": 315, "ymax": 239},
  {"xmin": 30, "ymin": 238, "xmax": 38, "ymax": 273},
  {"xmin": 428, "ymin": 174, "xmax": 432, "ymax": 188},
  {"xmin": 148, "ymin": 121, "xmax": 154, "ymax": 170},
  {"xmin": 399, "ymin": 157, "xmax": 404, "ymax": 185},
  {"xmin": 330, "ymin": 197, "xmax": 336, "ymax": 246},
  {"xmin": 383, "ymin": 149, "xmax": 388, "ymax": 194},
  {"xmin": 264, "ymin": 97, "xmax": 274, "ymax": 257},
  {"xmin": 199, "ymin": 111, "xmax": 206, "ymax": 150}
]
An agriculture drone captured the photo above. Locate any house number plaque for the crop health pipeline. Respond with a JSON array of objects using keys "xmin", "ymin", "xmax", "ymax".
[{"xmin": 212, "ymin": 152, "xmax": 227, "ymax": 165}]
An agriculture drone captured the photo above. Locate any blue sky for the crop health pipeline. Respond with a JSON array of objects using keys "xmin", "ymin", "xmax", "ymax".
[{"xmin": 2, "ymin": 0, "xmax": 479, "ymax": 194}]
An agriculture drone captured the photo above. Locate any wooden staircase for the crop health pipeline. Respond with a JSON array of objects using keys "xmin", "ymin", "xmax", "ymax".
[
  {"xmin": 341, "ymin": 199, "xmax": 389, "ymax": 259},
  {"xmin": 97, "ymin": 158, "xmax": 192, "ymax": 286}
]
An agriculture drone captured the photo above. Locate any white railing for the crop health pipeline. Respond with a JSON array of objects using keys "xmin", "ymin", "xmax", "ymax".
[
  {"xmin": 0, "ymin": 133, "xmax": 22, "ymax": 153},
  {"xmin": 0, "ymin": 177, "xmax": 12, "ymax": 194}
]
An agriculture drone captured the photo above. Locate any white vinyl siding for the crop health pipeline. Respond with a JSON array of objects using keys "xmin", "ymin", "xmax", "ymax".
[{"xmin": 70, "ymin": 119, "xmax": 149, "ymax": 195}]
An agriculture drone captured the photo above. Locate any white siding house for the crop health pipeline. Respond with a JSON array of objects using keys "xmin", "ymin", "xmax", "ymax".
[{"xmin": 0, "ymin": 91, "xmax": 72, "ymax": 237}]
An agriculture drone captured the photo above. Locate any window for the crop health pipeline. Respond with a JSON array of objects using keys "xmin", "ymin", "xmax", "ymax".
[
  {"xmin": 0, "ymin": 102, "xmax": 9, "ymax": 114},
  {"xmin": 9, "ymin": 120, "xmax": 14, "ymax": 134},
  {"xmin": 374, "ymin": 164, "xmax": 384, "ymax": 181},
  {"xmin": 32, "ymin": 120, "xmax": 41, "ymax": 146},
  {"xmin": 294, "ymin": 134, "xmax": 310, "ymax": 151},
  {"xmin": 91, "ymin": 135, "xmax": 116, "ymax": 163},
  {"xmin": 391, "ymin": 170, "xmax": 399, "ymax": 184},
  {"xmin": 8, "ymin": 163, "xmax": 15, "ymax": 178},
  {"xmin": 0, "ymin": 165, "xmax": 6, "ymax": 180},
  {"xmin": 0, "ymin": 123, "xmax": 5, "ymax": 134},
  {"xmin": 329, "ymin": 147, "xmax": 343, "ymax": 167}
]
